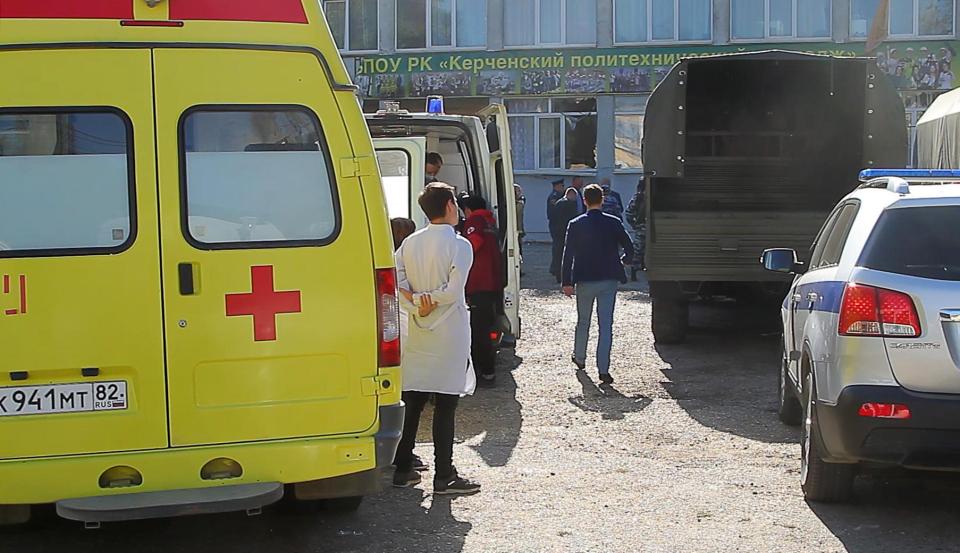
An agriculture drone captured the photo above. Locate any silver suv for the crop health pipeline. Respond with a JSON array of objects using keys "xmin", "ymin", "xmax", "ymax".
[{"xmin": 761, "ymin": 169, "xmax": 960, "ymax": 502}]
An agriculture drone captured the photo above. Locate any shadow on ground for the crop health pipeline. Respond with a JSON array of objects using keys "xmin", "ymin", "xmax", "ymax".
[
  {"xmin": 810, "ymin": 471, "xmax": 960, "ymax": 552},
  {"xmin": 655, "ymin": 299, "xmax": 798, "ymax": 445},
  {"xmin": 413, "ymin": 347, "xmax": 524, "ymax": 469},
  {"xmin": 569, "ymin": 370, "xmax": 651, "ymax": 421},
  {"xmin": 1, "ymin": 491, "xmax": 471, "ymax": 553}
]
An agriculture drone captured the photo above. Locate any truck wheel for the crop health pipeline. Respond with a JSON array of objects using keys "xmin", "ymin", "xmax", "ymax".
[
  {"xmin": 652, "ymin": 296, "xmax": 688, "ymax": 344},
  {"xmin": 778, "ymin": 351, "xmax": 802, "ymax": 426},
  {"xmin": 800, "ymin": 368, "xmax": 854, "ymax": 502},
  {"xmin": 324, "ymin": 496, "xmax": 363, "ymax": 513}
]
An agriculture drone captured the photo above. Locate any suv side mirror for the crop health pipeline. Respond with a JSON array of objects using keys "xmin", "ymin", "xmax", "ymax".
[{"xmin": 760, "ymin": 248, "xmax": 804, "ymax": 274}]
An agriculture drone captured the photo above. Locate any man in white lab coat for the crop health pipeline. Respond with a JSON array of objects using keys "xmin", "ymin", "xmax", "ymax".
[{"xmin": 392, "ymin": 182, "xmax": 481, "ymax": 495}]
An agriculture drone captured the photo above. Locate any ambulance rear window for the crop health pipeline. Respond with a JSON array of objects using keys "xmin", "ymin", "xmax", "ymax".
[
  {"xmin": 0, "ymin": 110, "xmax": 134, "ymax": 257},
  {"xmin": 180, "ymin": 107, "xmax": 339, "ymax": 248}
]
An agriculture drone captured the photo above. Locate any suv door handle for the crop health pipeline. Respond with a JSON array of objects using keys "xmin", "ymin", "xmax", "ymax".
[{"xmin": 940, "ymin": 309, "xmax": 960, "ymax": 322}]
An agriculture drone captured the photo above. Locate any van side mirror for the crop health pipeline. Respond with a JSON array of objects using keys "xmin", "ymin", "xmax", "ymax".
[{"xmin": 760, "ymin": 248, "xmax": 804, "ymax": 274}]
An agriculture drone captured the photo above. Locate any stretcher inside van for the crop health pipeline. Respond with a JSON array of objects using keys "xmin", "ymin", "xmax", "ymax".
[{"xmin": 0, "ymin": 0, "xmax": 402, "ymax": 526}]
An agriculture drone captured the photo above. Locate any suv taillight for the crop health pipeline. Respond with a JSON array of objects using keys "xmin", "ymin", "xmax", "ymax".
[
  {"xmin": 838, "ymin": 283, "xmax": 921, "ymax": 338},
  {"xmin": 376, "ymin": 268, "xmax": 401, "ymax": 367}
]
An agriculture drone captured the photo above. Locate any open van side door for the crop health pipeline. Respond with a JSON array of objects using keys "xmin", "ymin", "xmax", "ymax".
[
  {"xmin": 373, "ymin": 137, "xmax": 427, "ymax": 229},
  {"xmin": 479, "ymin": 104, "xmax": 521, "ymax": 339}
]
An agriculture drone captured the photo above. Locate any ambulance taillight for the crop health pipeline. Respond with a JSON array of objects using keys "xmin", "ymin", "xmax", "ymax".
[{"xmin": 376, "ymin": 269, "xmax": 401, "ymax": 367}]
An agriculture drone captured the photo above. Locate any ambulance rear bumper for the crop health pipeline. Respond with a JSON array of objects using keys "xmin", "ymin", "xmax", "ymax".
[
  {"xmin": 56, "ymin": 482, "xmax": 283, "ymax": 525},
  {"xmin": 0, "ymin": 403, "xmax": 405, "ymax": 508}
]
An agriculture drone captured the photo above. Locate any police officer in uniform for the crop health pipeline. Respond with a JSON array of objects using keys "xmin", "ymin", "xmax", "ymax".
[{"xmin": 546, "ymin": 178, "xmax": 565, "ymax": 280}]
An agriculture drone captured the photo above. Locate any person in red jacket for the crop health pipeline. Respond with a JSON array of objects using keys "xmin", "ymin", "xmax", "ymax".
[{"xmin": 458, "ymin": 194, "xmax": 503, "ymax": 387}]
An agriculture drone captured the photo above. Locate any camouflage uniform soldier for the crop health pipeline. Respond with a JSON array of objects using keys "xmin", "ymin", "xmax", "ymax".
[{"xmin": 624, "ymin": 181, "xmax": 646, "ymax": 281}]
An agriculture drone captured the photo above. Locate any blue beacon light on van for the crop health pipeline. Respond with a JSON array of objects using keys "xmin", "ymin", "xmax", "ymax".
[
  {"xmin": 859, "ymin": 169, "xmax": 960, "ymax": 181},
  {"xmin": 427, "ymin": 95, "xmax": 445, "ymax": 114}
]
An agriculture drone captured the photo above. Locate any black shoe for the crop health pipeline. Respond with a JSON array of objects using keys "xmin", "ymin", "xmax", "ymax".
[
  {"xmin": 571, "ymin": 355, "xmax": 585, "ymax": 370},
  {"xmin": 478, "ymin": 373, "xmax": 496, "ymax": 387},
  {"xmin": 411, "ymin": 455, "xmax": 429, "ymax": 472},
  {"xmin": 434, "ymin": 473, "xmax": 481, "ymax": 495},
  {"xmin": 393, "ymin": 470, "xmax": 422, "ymax": 488},
  {"xmin": 599, "ymin": 373, "xmax": 614, "ymax": 385}
]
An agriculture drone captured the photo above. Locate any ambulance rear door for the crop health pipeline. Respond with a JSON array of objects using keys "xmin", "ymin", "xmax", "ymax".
[
  {"xmin": 0, "ymin": 49, "xmax": 168, "ymax": 458},
  {"xmin": 153, "ymin": 49, "xmax": 380, "ymax": 447},
  {"xmin": 479, "ymin": 104, "xmax": 522, "ymax": 339},
  {"xmin": 373, "ymin": 137, "xmax": 427, "ymax": 228}
]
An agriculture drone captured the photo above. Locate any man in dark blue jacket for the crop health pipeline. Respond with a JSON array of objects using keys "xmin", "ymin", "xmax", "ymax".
[{"xmin": 561, "ymin": 184, "xmax": 635, "ymax": 384}]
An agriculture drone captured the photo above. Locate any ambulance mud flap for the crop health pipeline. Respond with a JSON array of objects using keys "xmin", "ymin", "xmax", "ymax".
[{"xmin": 55, "ymin": 482, "xmax": 283, "ymax": 525}]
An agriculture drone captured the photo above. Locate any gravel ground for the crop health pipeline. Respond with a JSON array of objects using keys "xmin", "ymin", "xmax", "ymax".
[{"xmin": 6, "ymin": 242, "xmax": 960, "ymax": 553}]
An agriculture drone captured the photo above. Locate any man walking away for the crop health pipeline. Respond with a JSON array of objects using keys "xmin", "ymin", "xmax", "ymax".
[
  {"xmin": 425, "ymin": 152, "xmax": 443, "ymax": 183},
  {"xmin": 546, "ymin": 178, "xmax": 565, "ymax": 280},
  {"xmin": 550, "ymin": 188, "xmax": 580, "ymax": 284},
  {"xmin": 459, "ymin": 195, "xmax": 503, "ymax": 387},
  {"xmin": 561, "ymin": 184, "xmax": 635, "ymax": 385},
  {"xmin": 393, "ymin": 182, "xmax": 481, "ymax": 495}
]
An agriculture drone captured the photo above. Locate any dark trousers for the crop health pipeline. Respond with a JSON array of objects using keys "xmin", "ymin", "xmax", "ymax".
[
  {"xmin": 468, "ymin": 292, "xmax": 499, "ymax": 377},
  {"xmin": 550, "ymin": 232, "xmax": 565, "ymax": 278},
  {"xmin": 394, "ymin": 391, "xmax": 459, "ymax": 480}
]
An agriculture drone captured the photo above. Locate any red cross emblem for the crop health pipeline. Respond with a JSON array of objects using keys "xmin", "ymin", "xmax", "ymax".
[{"xmin": 225, "ymin": 266, "xmax": 302, "ymax": 342}]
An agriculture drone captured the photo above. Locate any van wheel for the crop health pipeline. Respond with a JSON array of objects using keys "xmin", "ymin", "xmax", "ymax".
[
  {"xmin": 324, "ymin": 496, "xmax": 363, "ymax": 513},
  {"xmin": 652, "ymin": 296, "xmax": 688, "ymax": 344},
  {"xmin": 778, "ymin": 350, "xmax": 802, "ymax": 426},
  {"xmin": 800, "ymin": 368, "xmax": 854, "ymax": 502}
]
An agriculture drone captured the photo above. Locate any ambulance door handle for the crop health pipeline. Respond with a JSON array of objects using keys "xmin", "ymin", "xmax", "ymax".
[{"xmin": 178, "ymin": 263, "xmax": 196, "ymax": 296}]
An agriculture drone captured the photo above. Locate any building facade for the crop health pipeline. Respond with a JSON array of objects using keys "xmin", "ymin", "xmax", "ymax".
[{"xmin": 323, "ymin": 0, "xmax": 959, "ymax": 239}]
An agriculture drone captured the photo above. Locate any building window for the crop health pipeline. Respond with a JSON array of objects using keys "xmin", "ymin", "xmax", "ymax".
[
  {"xmin": 614, "ymin": 0, "xmax": 711, "ymax": 43},
  {"xmin": 851, "ymin": 0, "xmax": 954, "ymax": 38},
  {"xmin": 731, "ymin": 0, "xmax": 831, "ymax": 39},
  {"xmin": 614, "ymin": 96, "xmax": 647, "ymax": 170},
  {"xmin": 323, "ymin": 0, "xmax": 379, "ymax": 52},
  {"xmin": 396, "ymin": 0, "xmax": 487, "ymax": 50},
  {"xmin": 506, "ymin": 98, "xmax": 597, "ymax": 171},
  {"xmin": 504, "ymin": 0, "xmax": 598, "ymax": 47}
]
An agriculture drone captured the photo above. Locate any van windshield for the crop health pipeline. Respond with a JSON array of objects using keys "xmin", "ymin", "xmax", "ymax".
[{"xmin": 859, "ymin": 205, "xmax": 960, "ymax": 281}]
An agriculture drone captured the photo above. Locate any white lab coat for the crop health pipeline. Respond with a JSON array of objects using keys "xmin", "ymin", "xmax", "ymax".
[{"xmin": 395, "ymin": 224, "xmax": 476, "ymax": 396}]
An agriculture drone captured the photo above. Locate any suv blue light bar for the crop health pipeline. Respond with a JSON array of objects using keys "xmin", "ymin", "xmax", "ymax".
[{"xmin": 859, "ymin": 169, "xmax": 960, "ymax": 182}]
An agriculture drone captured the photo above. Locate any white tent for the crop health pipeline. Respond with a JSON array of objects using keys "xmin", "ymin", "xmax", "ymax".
[{"xmin": 916, "ymin": 88, "xmax": 960, "ymax": 169}]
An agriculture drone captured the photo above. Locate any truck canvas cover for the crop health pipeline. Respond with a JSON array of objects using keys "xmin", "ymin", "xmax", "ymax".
[{"xmin": 916, "ymin": 88, "xmax": 960, "ymax": 169}]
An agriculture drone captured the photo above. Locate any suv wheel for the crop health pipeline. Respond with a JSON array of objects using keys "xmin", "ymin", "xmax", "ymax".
[
  {"xmin": 800, "ymin": 368, "xmax": 854, "ymax": 502},
  {"xmin": 777, "ymin": 350, "xmax": 802, "ymax": 426}
]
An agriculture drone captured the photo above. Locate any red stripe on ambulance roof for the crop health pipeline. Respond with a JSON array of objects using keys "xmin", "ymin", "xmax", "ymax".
[
  {"xmin": 168, "ymin": 0, "xmax": 308, "ymax": 24},
  {"xmin": 0, "ymin": 0, "xmax": 133, "ymax": 19}
]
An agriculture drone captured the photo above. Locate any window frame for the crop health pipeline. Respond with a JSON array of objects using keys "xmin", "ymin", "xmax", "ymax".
[
  {"xmin": 729, "ymin": 0, "xmax": 833, "ymax": 42},
  {"xmin": 809, "ymin": 200, "xmax": 860, "ymax": 270},
  {"xmin": 0, "ymin": 106, "xmax": 137, "ymax": 259},
  {"xmin": 323, "ymin": 0, "xmax": 380, "ymax": 54},
  {"xmin": 395, "ymin": 0, "xmax": 489, "ymax": 51},
  {"xmin": 504, "ymin": 0, "xmax": 598, "ymax": 48},
  {"xmin": 177, "ymin": 104, "xmax": 343, "ymax": 251},
  {"xmin": 613, "ymin": 0, "xmax": 714, "ymax": 45},
  {"xmin": 506, "ymin": 97, "xmax": 598, "ymax": 173},
  {"xmin": 375, "ymin": 147, "xmax": 415, "ymax": 219},
  {"xmin": 849, "ymin": 0, "xmax": 956, "ymax": 40},
  {"xmin": 614, "ymin": 95, "xmax": 648, "ymax": 173}
]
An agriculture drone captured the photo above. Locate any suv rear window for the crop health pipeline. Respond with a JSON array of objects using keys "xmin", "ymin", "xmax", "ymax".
[
  {"xmin": 180, "ymin": 107, "xmax": 339, "ymax": 249},
  {"xmin": 0, "ymin": 110, "xmax": 134, "ymax": 257},
  {"xmin": 859, "ymin": 205, "xmax": 960, "ymax": 281}
]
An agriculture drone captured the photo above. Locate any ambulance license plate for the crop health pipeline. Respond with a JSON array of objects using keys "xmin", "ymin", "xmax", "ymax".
[{"xmin": 0, "ymin": 381, "xmax": 128, "ymax": 417}]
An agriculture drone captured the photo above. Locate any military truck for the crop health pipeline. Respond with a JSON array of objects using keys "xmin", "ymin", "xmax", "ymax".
[{"xmin": 643, "ymin": 51, "xmax": 907, "ymax": 343}]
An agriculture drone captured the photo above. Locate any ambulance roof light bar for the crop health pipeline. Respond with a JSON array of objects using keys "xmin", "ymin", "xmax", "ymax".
[{"xmin": 427, "ymin": 96, "xmax": 445, "ymax": 114}]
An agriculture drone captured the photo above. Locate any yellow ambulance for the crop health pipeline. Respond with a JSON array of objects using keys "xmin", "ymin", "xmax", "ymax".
[{"xmin": 0, "ymin": 0, "xmax": 402, "ymax": 527}]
